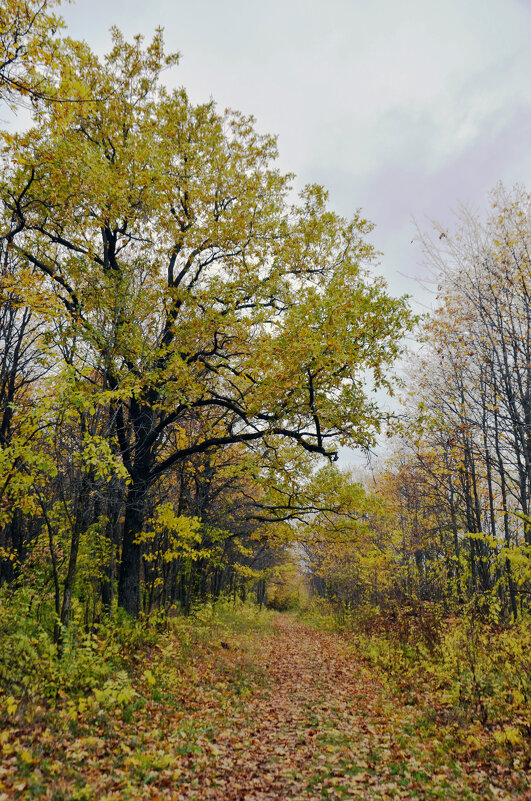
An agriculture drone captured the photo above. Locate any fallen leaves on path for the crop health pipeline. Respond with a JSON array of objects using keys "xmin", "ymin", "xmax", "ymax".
[
  {"xmin": 1, "ymin": 614, "xmax": 529, "ymax": 800},
  {"xmin": 178, "ymin": 616, "xmax": 528, "ymax": 801}
]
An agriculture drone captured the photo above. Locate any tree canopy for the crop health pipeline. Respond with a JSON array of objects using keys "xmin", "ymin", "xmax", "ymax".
[
  {"xmin": 1, "ymin": 0, "xmax": 65, "ymax": 106},
  {"xmin": 0, "ymin": 28, "xmax": 412, "ymax": 615}
]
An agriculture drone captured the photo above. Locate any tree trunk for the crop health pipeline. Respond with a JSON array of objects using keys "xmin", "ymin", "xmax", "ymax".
[{"xmin": 118, "ymin": 478, "xmax": 148, "ymax": 616}]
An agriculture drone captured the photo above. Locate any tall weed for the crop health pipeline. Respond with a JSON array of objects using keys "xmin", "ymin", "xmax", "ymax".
[{"xmin": 331, "ymin": 601, "xmax": 530, "ymax": 758}]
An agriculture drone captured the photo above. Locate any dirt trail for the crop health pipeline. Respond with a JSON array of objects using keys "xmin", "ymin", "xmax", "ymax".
[
  {"xmin": 197, "ymin": 615, "xmax": 370, "ymax": 800},
  {"xmin": 3, "ymin": 615, "xmax": 527, "ymax": 800},
  {"xmin": 182, "ymin": 616, "xmax": 526, "ymax": 801}
]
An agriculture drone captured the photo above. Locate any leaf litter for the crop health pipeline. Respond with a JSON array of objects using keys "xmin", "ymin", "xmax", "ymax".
[{"xmin": 0, "ymin": 614, "xmax": 528, "ymax": 800}]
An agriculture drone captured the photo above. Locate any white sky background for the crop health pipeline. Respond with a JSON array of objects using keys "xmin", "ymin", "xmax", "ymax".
[
  {"xmin": 40, "ymin": 0, "xmax": 531, "ymax": 464},
  {"xmin": 59, "ymin": 0, "xmax": 531, "ymax": 297}
]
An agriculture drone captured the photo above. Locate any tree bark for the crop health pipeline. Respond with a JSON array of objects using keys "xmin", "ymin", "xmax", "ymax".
[{"xmin": 118, "ymin": 477, "xmax": 148, "ymax": 616}]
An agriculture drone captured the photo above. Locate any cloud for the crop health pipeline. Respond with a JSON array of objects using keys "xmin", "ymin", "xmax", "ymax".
[{"xmin": 58, "ymin": 0, "xmax": 531, "ymax": 301}]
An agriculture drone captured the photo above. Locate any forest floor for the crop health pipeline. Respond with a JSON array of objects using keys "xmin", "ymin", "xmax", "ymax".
[{"xmin": 1, "ymin": 611, "xmax": 529, "ymax": 800}]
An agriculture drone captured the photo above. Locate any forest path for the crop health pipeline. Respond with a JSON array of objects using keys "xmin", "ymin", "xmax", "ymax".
[
  {"xmin": 180, "ymin": 615, "xmax": 521, "ymax": 801},
  {"xmin": 3, "ymin": 613, "xmax": 527, "ymax": 800},
  {"xmin": 188, "ymin": 613, "xmax": 392, "ymax": 800}
]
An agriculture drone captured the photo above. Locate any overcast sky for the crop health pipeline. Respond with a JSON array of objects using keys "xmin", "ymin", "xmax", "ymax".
[
  {"xmin": 42, "ymin": 0, "xmax": 531, "ymax": 463},
  {"xmin": 59, "ymin": 0, "xmax": 531, "ymax": 306}
]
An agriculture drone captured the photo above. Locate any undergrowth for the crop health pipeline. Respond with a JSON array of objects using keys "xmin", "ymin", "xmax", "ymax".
[
  {"xmin": 304, "ymin": 598, "xmax": 531, "ymax": 769},
  {"xmin": 0, "ymin": 588, "xmax": 274, "ymax": 723},
  {"xmin": 0, "ymin": 595, "xmax": 275, "ymax": 800}
]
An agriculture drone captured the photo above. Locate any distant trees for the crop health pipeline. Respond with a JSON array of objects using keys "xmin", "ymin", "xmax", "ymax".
[
  {"xmin": 410, "ymin": 185, "xmax": 531, "ymax": 616},
  {"xmin": 307, "ymin": 186, "xmax": 531, "ymax": 621}
]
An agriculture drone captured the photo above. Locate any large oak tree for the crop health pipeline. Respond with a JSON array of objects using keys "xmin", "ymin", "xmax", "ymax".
[{"xmin": 1, "ymin": 30, "xmax": 412, "ymax": 615}]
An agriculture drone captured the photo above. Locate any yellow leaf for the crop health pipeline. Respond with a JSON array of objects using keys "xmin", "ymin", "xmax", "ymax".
[
  {"xmin": 143, "ymin": 669, "xmax": 156, "ymax": 686},
  {"xmin": 6, "ymin": 697, "xmax": 17, "ymax": 716}
]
